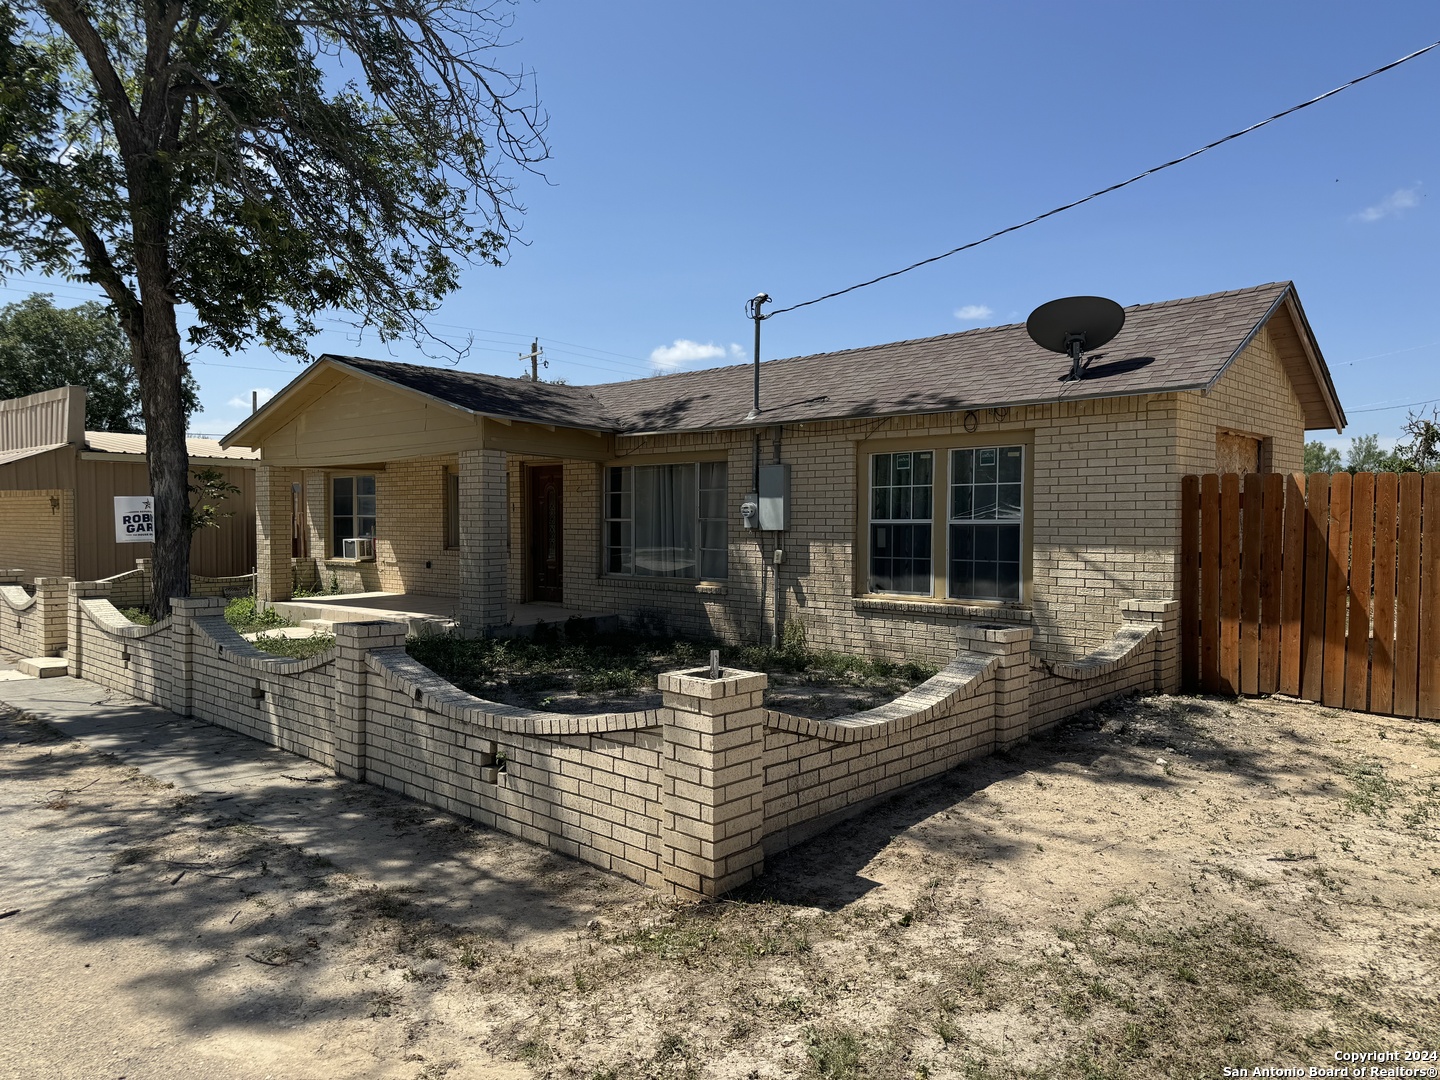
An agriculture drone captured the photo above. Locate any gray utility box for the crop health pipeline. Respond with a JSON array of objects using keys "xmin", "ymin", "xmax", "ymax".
[{"xmin": 757, "ymin": 464, "xmax": 790, "ymax": 531}]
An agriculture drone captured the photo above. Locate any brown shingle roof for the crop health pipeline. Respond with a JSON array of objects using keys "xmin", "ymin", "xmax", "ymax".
[
  {"xmin": 329, "ymin": 355, "xmax": 621, "ymax": 429},
  {"xmin": 592, "ymin": 281, "xmax": 1302, "ymax": 431},
  {"xmin": 269, "ymin": 282, "xmax": 1340, "ymax": 439}
]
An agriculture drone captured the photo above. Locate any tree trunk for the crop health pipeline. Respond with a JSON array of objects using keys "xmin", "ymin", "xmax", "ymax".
[{"xmin": 134, "ymin": 300, "xmax": 190, "ymax": 620}]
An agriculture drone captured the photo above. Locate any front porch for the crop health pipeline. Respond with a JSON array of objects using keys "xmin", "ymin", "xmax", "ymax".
[{"xmin": 268, "ymin": 591, "xmax": 619, "ymax": 639}]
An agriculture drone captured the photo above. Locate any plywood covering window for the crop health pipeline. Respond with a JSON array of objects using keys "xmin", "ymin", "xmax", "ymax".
[
  {"xmin": 331, "ymin": 474, "xmax": 376, "ymax": 557},
  {"xmin": 605, "ymin": 462, "xmax": 727, "ymax": 579},
  {"xmin": 1217, "ymin": 430, "xmax": 1262, "ymax": 474}
]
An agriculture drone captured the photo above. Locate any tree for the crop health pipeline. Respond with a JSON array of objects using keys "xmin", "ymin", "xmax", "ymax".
[
  {"xmin": 1303, "ymin": 440, "xmax": 1341, "ymax": 474},
  {"xmin": 187, "ymin": 465, "xmax": 239, "ymax": 535},
  {"xmin": 0, "ymin": 292, "xmax": 199, "ymax": 430},
  {"xmin": 0, "ymin": 1, "xmax": 546, "ymax": 617},
  {"xmin": 1393, "ymin": 407, "xmax": 1440, "ymax": 473},
  {"xmin": 1344, "ymin": 433, "xmax": 1400, "ymax": 474}
]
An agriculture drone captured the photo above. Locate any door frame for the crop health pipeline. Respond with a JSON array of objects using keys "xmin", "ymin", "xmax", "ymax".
[{"xmin": 525, "ymin": 463, "xmax": 564, "ymax": 603}]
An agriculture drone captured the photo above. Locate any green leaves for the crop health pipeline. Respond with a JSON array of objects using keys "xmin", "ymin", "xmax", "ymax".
[
  {"xmin": 0, "ymin": 0, "xmax": 547, "ymax": 358},
  {"xmin": 0, "ymin": 293, "xmax": 199, "ymax": 430}
]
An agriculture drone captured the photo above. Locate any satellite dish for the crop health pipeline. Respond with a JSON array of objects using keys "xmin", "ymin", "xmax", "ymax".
[{"xmin": 1025, "ymin": 296, "xmax": 1126, "ymax": 381}]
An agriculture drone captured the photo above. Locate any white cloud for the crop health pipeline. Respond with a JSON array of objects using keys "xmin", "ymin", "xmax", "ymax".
[
  {"xmin": 953, "ymin": 304, "xmax": 993, "ymax": 322},
  {"xmin": 1356, "ymin": 184, "xmax": 1421, "ymax": 223},
  {"xmin": 649, "ymin": 339, "xmax": 728, "ymax": 372},
  {"xmin": 228, "ymin": 387, "xmax": 275, "ymax": 410}
]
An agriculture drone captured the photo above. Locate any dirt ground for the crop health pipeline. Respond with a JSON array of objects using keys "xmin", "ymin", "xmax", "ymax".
[{"xmin": 1, "ymin": 692, "xmax": 1437, "ymax": 1080}]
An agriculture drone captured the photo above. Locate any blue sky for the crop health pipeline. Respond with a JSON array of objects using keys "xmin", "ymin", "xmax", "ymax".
[{"xmin": 5, "ymin": 2, "xmax": 1438, "ymax": 453}]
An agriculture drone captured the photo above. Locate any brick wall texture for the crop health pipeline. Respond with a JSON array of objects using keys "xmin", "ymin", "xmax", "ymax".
[
  {"xmin": 0, "ymin": 489, "xmax": 71, "ymax": 581},
  {"xmin": 68, "ymin": 587, "xmax": 1178, "ymax": 897}
]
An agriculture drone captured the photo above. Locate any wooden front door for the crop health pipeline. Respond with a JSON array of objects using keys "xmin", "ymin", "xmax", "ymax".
[{"xmin": 528, "ymin": 465, "xmax": 563, "ymax": 603}]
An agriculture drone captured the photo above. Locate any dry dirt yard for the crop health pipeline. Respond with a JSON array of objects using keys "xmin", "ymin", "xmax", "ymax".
[{"xmin": 1, "ymin": 692, "xmax": 1437, "ymax": 1080}]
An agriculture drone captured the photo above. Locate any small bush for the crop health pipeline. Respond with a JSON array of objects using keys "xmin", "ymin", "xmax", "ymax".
[
  {"xmin": 118, "ymin": 607, "xmax": 155, "ymax": 626},
  {"xmin": 225, "ymin": 595, "xmax": 290, "ymax": 635}
]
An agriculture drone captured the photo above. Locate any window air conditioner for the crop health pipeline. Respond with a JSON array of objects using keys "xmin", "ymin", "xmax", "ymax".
[{"xmin": 342, "ymin": 537, "xmax": 374, "ymax": 560}]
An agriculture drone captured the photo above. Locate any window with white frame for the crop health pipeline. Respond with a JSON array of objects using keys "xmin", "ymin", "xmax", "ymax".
[
  {"xmin": 869, "ymin": 450, "xmax": 933, "ymax": 594},
  {"xmin": 948, "ymin": 446, "xmax": 1023, "ymax": 601},
  {"xmin": 606, "ymin": 462, "xmax": 727, "ymax": 579},
  {"xmin": 331, "ymin": 474, "xmax": 376, "ymax": 557},
  {"xmin": 867, "ymin": 444, "xmax": 1025, "ymax": 602}
]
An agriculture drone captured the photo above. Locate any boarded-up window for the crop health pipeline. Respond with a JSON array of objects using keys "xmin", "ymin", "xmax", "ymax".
[{"xmin": 1217, "ymin": 431, "xmax": 1261, "ymax": 474}]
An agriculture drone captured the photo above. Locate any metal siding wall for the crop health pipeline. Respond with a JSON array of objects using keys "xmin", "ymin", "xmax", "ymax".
[
  {"xmin": 77, "ymin": 459, "xmax": 153, "ymax": 580},
  {"xmin": 78, "ymin": 460, "xmax": 257, "ymax": 580},
  {"xmin": 191, "ymin": 464, "xmax": 256, "ymax": 577}
]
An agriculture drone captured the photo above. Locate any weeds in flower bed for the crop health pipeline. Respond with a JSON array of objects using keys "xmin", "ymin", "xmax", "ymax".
[
  {"xmin": 406, "ymin": 622, "xmax": 937, "ymax": 716},
  {"xmin": 224, "ymin": 595, "xmax": 289, "ymax": 635}
]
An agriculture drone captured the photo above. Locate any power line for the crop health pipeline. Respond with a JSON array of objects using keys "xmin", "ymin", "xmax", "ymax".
[
  {"xmin": 1350, "ymin": 396, "xmax": 1440, "ymax": 415},
  {"xmin": 766, "ymin": 38, "xmax": 1440, "ymax": 319}
]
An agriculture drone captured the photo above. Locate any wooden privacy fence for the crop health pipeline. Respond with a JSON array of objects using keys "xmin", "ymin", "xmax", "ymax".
[{"xmin": 1180, "ymin": 471, "xmax": 1440, "ymax": 719}]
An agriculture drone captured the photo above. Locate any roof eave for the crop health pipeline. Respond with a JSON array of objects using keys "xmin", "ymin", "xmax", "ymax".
[
  {"xmin": 1199, "ymin": 283, "xmax": 1345, "ymax": 434},
  {"xmin": 616, "ymin": 382, "xmax": 1213, "ymax": 436}
]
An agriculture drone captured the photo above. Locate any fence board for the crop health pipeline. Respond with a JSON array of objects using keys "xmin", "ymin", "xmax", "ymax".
[
  {"xmin": 1200, "ymin": 474, "xmax": 1222, "ymax": 694},
  {"xmin": 1420, "ymin": 473, "xmax": 1440, "ymax": 720},
  {"xmin": 1322, "ymin": 472, "xmax": 1352, "ymax": 708},
  {"xmin": 1258, "ymin": 472, "xmax": 1284, "ymax": 694},
  {"xmin": 1183, "ymin": 471, "xmax": 1432, "ymax": 720},
  {"xmin": 1240, "ymin": 473, "xmax": 1263, "ymax": 695},
  {"xmin": 1181, "ymin": 475, "xmax": 1200, "ymax": 691},
  {"xmin": 1345, "ymin": 473, "xmax": 1375, "ymax": 712},
  {"xmin": 1372, "ymin": 473, "xmax": 1399, "ymax": 715},
  {"xmin": 1279, "ymin": 473, "xmax": 1305, "ymax": 695},
  {"xmin": 1395, "ymin": 473, "xmax": 1423, "ymax": 717},
  {"xmin": 1301, "ymin": 474, "xmax": 1330, "ymax": 702},
  {"xmin": 1219, "ymin": 473, "xmax": 1242, "ymax": 695}
]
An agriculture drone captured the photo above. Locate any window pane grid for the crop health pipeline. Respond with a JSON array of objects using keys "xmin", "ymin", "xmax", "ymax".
[
  {"xmin": 869, "ymin": 451, "xmax": 933, "ymax": 594},
  {"xmin": 331, "ymin": 474, "xmax": 376, "ymax": 557},
  {"xmin": 605, "ymin": 462, "xmax": 727, "ymax": 580},
  {"xmin": 949, "ymin": 446, "xmax": 1023, "ymax": 601}
]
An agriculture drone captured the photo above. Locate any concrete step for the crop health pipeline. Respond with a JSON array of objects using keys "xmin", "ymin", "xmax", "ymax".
[
  {"xmin": 16, "ymin": 657, "xmax": 68, "ymax": 678},
  {"xmin": 300, "ymin": 619, "xmax": 336, "ymax": 632}
]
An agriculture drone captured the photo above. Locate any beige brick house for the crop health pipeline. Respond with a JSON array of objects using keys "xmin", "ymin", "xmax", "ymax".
[{"xmin": 223, "ymin": 281, "xmax": 1344, "ymax": 675}]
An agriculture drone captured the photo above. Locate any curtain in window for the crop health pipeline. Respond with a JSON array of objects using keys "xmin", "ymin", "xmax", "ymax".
[{"xmin": 633, "ymin": 464, "xmax": 697, "ymax": 577}]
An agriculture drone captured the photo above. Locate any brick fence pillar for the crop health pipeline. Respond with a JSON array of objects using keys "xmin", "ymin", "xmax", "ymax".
[
  {"xmin": 334, "ymin": 621, "xmax": 408, "ymax": 781},
  {"xmin": 168, "ymin": 597, "xmax": 226, "ymax": 717},
  {"xmin": 1121, "ymin": 599, "xmax": 1181, "ymax": 694},
  {"xmin": 33, "ymin": 576, "xmax": 74, "ymax": 656},
  {"xmin": 255, "ymin": 465, "xmax": 294, "ymax": 605},
  {"xmin": 67, "ymin": 580, "xmax": 112, "ymax": 678},
  {"xmin": 458, "ymin": 448, "xmax": 507, "ymax": 636},
  {"xmin": 956, "ymin": 623, "xmax": 1033, "ymax": 750},
  {"xmin": 658, "ymin": 666, "xmax": 768, "ymax": 898}
]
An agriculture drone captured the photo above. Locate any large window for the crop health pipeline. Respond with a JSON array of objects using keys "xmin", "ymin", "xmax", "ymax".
[
  {"xmin": 869, "ymin": 451, "xmax": 933, "ymax": 594},
  {"xmin": 331, "ymin": 474, "xmax": 376, "ymax": 557},
  {"xmin": 606, "ymin": 462, "xmax": 727, "ymax": 579},
  {"xmin": 948, "ymin": 446, "xmax": 1023, "ymax": 601},
  {"xmin": 867, "ymin": 444, "xmax": 1025, "ymax": 602}
]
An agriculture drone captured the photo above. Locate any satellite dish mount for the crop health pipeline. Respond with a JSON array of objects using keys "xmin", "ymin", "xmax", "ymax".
[{"xmin": 1025, "ymin": 296, "xmax": 1126, "ymax": 382}]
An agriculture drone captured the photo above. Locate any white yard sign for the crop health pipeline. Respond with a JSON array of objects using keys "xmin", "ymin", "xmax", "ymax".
[{"xmin": 114, "ymin": 496, "xmax": 156, "ymax": 544}]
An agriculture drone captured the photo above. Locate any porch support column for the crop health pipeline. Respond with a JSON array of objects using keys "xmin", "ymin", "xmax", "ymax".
[
  {"xmin": 458, "ymin": 448, "xmax": 507, "ymax": 636},
  {"xmin": 255, "ymin": 465, "xmax": 295, "ymax": 605}
]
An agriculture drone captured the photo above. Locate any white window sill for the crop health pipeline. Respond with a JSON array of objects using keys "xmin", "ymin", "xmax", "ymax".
[
  {"xmin": 599, "ymin": 575, "xmax": 728, "ymax": 595},
  {"xmin": 853, "ymin": 594, "xmax": 1032, "ymax": 622},
  {"xmin": 323, "ymin": 557, "xmax": 375, "ymax": 566}
]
